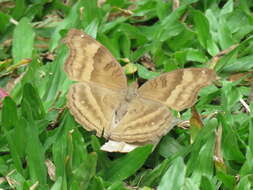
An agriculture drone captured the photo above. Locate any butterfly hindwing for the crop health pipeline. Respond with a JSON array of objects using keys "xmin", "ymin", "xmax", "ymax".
[{"xmin": 109, "ymin": 97, "xmax": 173, "ymax": 143}]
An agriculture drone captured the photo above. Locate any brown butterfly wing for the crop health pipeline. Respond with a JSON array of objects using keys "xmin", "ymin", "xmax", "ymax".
[
  {"xmin": 67, "ymin": 82, "xmax": 124, "ymax": 137},
  {"xmin": 64, "ymin": 29, "xmax": 127, "ymax": 91},
  {"xmin": 64, "ymin": 29, "xmax": 127, "ymax": 137},
  {"xmin": 109, "ymin": 97, "xmax": 173, "ymax": 143},
  {"xmin": 138, "ymin": 68, "xmax": 217, "ymax": 111}
]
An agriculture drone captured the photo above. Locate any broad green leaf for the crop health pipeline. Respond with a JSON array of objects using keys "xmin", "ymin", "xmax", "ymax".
[
  {"xmin": 117, "ymin": 23, "xmax": 148, "ymax": 46},
  {"xmin": 248, "ymin": 118, "xmax": 253, "ymax": 153},
  {"xmin": 240, "ymin": 146, "xmax": 253, "ymax": 177},
  {"xmin": 158, "ymin": 136, "xmax": 184, "ymax": 158},
  {"xmin": 166, "ymin": 26, "xmax": 195, "ymax": 51},
  {"xmin": 88, "ymin": 176, "xmax": 104, "ymax": 190},
  {"xmin": 84, "ymin": 19, "xmax": 99, "ymax": 38},
  {"xmin": 186, "ymin": 119, "xmax": 217, "ymax": 184},
  {"xmin": 183, "ymin": 178, "xmax": 199, "ymax": 190},
  {"xmin": 21, "ymin": 83, "xmax": 45, "ymax": 120},
  {"xmin": 218, "ymin": 18, "xmax": 235, "ymax": 50},
  {"xmin": 0, "ymin": 12, "xmax": 10, "ymax": 33},
  {"xmin": 2, "ymin": 97, "xmax": 18, "ymax": 130},
  {"xmin": 4, "ymin": 130, "xmax": 24, "ymax": 175},
  {"xmin": 186, "ymin": 49, "xmax": 207, "ymax": 63},
  {"xmin": 71, "ymin": 153, "xmax": 97, "ymax": 189},
  {"xmin": 155, "ymin": 0, "xmax": 170, "ymax": 20},
  {"xmin": 51, "ymin": 177, "xmax": 63, "ymax": 190},
  {"xmin": 42, "ymin": 46, "xmax": 71, "ymax": 109},
  {"xmin": 11, "ymin": 0, "xmax": 26, "ymax": 19},
  {"xmin": 214, "ymin": 46, "xmax": 237, "ymax": 72},
  {"xmin": 220, "ymin": 0, "xmax": 233, "ymax": 16},
  {"xmin": 49, "ymin": 1, "xmax": 84, "ymax": 50},
  {"xmin": 216, "ymin": 172, "xmax": 236, "ymax": 190},
  {"xmin": 98, "ymin": 33, "xmax": 121, "ymax": 59},
  {"xmin": 222, "ymin": 55, "xmax": 253, "ymax": 73},
  {"xmin": 10, "ymin": 59, "xmax": 42, "ymax": 102},
  {"xmin": 235, "ymin": 175, "xmax": 251, "ymax": 190},
  {"xmin": 218, "ymin": 113, "xmax": 245, "ymax": 162},
  {"xmin": 99, "ymin": 145, "xmax": 153, "ymax": 182},
  {"xmin": 120, "ymin": 33, "xmax": 131, "ymax": 58},
  {"xmin": 137, "ymin": 64, "xmax": 160, "ymax": 79},
  {"xmin": 91, "ymin": 135, "xmax": 111, "ymax": 170},
  {"xmin": 80, "ymin": 0, "xmax": 103, "ymax": 27},
  {"xmin": 200, "ymin": 176, "xmax": 215, "ymax": 190},
  {"xmin": 191, "ymin": 130, "xmax": 215, "ymax": 184},
  {"xmin": 25, "ymin": 119, "xmax": 47, "ymax": 188},
  {"xmin": 154, "ymin": 5, "xmax": 187, "ymax": 41},
  {"xmin": 107, "ymin": 181, "xmax": 130, "ymax": 190},
  {"xmin": 12, "ymin": 17, "xmax": 35, "ymax": 64},
  {"xmin": 192, "ymin": 10, "xmax": 219, "ymax": 56},
  {"xmin": 158, "ymin": 157, "xmax": 186, "ymax": 190},
  {"xmin": 52, "ymin": 112, "xmax": 76, "ymax": 177},
  {"xmin": 221, "ymin": 81, "xmax": 242, "ymax": 112}
]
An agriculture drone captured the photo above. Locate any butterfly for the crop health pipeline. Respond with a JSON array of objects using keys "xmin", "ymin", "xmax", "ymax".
[{"xmin": 63, "ymin": 29, "xmax": 217, "ymax": 152}]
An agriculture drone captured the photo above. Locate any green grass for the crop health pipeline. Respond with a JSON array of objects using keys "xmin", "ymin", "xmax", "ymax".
[{"xmin": 0, "ymin": 0, "xmax": 253, "ymax": 189}]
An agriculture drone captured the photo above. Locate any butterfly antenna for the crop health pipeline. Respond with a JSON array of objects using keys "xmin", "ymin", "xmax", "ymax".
[{"xmin": 101, "ymin": 127, "xmax": 105, "ymax": 138}]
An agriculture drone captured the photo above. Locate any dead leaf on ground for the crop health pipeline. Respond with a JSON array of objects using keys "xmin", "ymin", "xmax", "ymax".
[
  {"xmin": 214, "ymin": 126, "xmax": 226, "ymax": 173},
  {"xmin": 45, "ymin": 159, "xmax": 56, "ymax": 181},
  {"xmin": 189, "ymin": 106, "xmax": 203, "ymax": 143},
  {"xmin": 228, "ymin": 71, "xmax": 253, "ymax": 82},
  {"xmin": 139, "ymin": 53, "xmax": 155, "ymax": 71}
]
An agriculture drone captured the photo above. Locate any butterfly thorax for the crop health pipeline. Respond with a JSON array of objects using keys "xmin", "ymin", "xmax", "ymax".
[
  {"xmin": 125, "ymin": 82, "xmax": 139, "ymax": 101},
  {"xmin": 111, "ymin": 83, "xmax": 139, "ymax": 129}
]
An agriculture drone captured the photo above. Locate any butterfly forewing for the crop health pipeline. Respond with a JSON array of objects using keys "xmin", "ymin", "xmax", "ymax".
[
  {"xmin": 138, "ymin": 68, "xmax": 217, "ymax": 111},
  {"xmin": 64, "ymin": 29, "xmax": 127, "ymax": 91}
]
